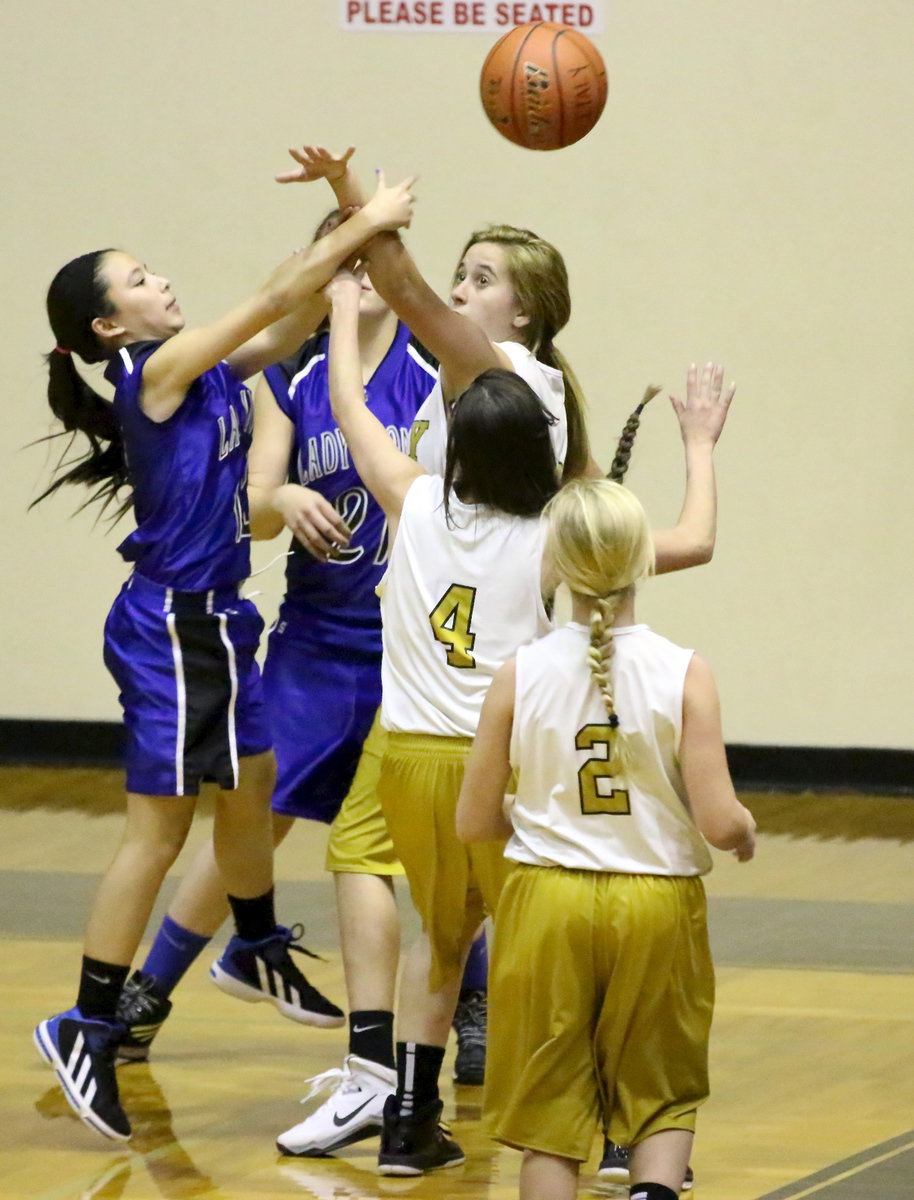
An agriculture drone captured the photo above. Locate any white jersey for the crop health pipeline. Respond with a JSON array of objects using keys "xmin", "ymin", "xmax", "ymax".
[
  {"xmin": 506, "ymin": 622, "xmax": 713, "ymax": 876},
  {"xmin": 410, "ymin": 340, "xmax": 567, "ymax": 475},
  {"xmin": 379, "ymin": 474, "xmax": 551, "ymax": 737}
]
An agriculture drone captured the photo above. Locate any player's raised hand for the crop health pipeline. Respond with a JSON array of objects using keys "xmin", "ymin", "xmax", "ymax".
[
  {"xmin": 362, "ymin": 169, "xmax": 417, "ymax": 232},
  {"xmin": 670, "ymin": 361, "xmax": 735, "ymax": 447},
  {"xmin": 276, "ymin": 144, "xmax": 356, "ymax": 184}
]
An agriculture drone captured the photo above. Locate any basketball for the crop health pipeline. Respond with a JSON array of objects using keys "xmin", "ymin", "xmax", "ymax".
[{"xmin": 479, "ymin": 22, "xmax": 608, "ymax": 151}]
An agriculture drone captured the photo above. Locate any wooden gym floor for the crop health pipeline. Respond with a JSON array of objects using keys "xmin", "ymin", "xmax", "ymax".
[{"xmin": 1, "ymin": 766, "xmax": 912, "ymax": 1200}]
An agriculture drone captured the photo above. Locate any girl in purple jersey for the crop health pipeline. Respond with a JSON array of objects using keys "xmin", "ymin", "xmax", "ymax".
[
  {"xmin": 30, "ymin": 174, "xmax": 415, "ymax": 1143},
  {"xmin": 113, "ymin": 216, "xmax": 488, "ymax": 1156}
]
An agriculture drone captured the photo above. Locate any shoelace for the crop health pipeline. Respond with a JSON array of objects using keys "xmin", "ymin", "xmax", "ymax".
[
  {"xmin": 280, "ymin": 923, "xmax": 326, "ymax": 963},
  {"xmin": 298, "ymin": 1062, "xmax": 359, "ymax": 1105},
  {"xmin": 455, "ymin": 993, "xmax": 487, "ymax": 1046},
  {"xmin": 120, "ymin": 978, "xmax": 162, "ymax": 1021}
]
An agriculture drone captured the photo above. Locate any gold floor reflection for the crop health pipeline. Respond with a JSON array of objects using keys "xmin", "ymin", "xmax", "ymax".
[{"xmin": 2, "ymin": 770, "xmax": 913, "ymax": 1200}]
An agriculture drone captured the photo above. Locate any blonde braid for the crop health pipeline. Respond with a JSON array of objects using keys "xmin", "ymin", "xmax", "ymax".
[{"xmin": 587, "ymin": 593, "xmax": 627, "ymax": 774}]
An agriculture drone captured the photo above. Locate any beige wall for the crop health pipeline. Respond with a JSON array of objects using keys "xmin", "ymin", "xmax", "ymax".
[{"xmin": 2, "ymin": 1, "xmax": 911, "ymax": 748}]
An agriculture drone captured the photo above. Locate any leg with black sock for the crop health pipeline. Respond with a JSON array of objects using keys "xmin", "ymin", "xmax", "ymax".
[
  {"xmin": 227, "ymin": 887, "xmax": 277, "ymax": 942},
  {"xmin": 77, "ymin": 957, "xmax": 131, "ymax": 1021},
  {"xmin": 36, "ymin": 790, "xmax": 198, "ymax": 1140},
  {"xmin": 629, "ymin": 1185, "xmax": 678, "ymax": 1200},
  {"xmin": 350, "ymin": 1010, "xmax": 395, "ymax": 1069},
  {"xmin": 274, "ymin": 867, "xmax": 399, "ymax": 1159},
  {"xmin": 213, "ymin": 882, "xmax": 344, "ymax": 1028},
  {"xmin": 377, "ymin": 933, "xmax": 468, "ymax": 1175},
  {"xmin": 395, "ymin": 1041, "xmax": 446, "ymax": 1115},
  {"xmin": 629, "ymin": 1128, "xmax": 693, "ymax": 1197},
  {"xmin": 378, "ymin": 1039, "xmax": 463, "ymax": 1176}
]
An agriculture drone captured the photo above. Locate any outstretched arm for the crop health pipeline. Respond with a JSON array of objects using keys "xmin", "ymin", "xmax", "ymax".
[
  {"xmin": 277, "ymin": 145, "xmax": 510, "ymax": 399},
  {"xmin": 652, "ymin": 361, "xmax": 735, "ymax": 575},
  {"xmin": 326, "ymin": 268, "xmax": 425, "ymax": 531},
  {"xmin": 140, "ymin": 171, "xmax": 416, "ymax": 422},
  {"xmin": 456, "ymin": 661, "xmax": 516, "ymax": 843}
]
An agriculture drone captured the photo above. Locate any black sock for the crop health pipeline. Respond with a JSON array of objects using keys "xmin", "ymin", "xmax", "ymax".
[
  {"xmin": 228, "ymin": 888, "xmax": 276, "ymax": 942},
  {"xmin": 396, "ymin": 1041, "xmax": 445, "ymax": 1115},
  {"xmin": 77, "ymin": 956, "xmax": 131, "ymax": 1020},
  {"xmin": 630, "ymin": 1185, "xmax": 679, "ymax": 1200},
  {"xmin": 349, "ymin": 1010, "xmax": 395, "ymax": 1068}
]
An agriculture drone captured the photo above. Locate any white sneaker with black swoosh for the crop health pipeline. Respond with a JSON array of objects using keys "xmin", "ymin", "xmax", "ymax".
[{"xmin": 276, "ymin": 1054, "xmax": 396, "ymax": 1156}]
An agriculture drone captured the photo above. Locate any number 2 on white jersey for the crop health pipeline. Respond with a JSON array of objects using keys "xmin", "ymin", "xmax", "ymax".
[
  {"xmin": 575, "ymin": 724, "xmax": 631, "ymax": 815},
  {"xmin": 429, "ymin": 583, "xmax": 477, "ymax": 669}
]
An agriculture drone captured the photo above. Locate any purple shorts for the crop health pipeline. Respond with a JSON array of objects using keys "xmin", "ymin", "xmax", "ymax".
[
  {"xmin": 103, "ymin": 574, "xmax": 271, "ymax": 796},
  {"xmin": 262, "ymin": 619, "xmax": 381, "ymax": 823}
]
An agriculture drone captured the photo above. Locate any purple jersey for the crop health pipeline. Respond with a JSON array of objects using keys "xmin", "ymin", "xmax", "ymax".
[
  {"xmin": 105, "ymin": 342, "xmax": 253, "ymax": 590},
  {"xmin": 263, "ymin": 323, "xmax": 437, "ymax": 655}
]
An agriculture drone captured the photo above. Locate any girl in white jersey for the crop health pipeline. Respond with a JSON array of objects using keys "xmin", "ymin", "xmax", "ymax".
[
  {"xmin": 457, "ymin": 478, "xmax": 756, "ymax": 1200},
  {"xmin": 276, "ymin": 147, "xmax": 734, "ymax": 584},
  {"xmin": 324, "ymin": 264, "xmax": 560, "ymax": 1176}
]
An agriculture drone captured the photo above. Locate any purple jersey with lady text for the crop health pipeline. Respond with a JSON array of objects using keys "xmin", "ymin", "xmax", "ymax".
[
  {"xmin": 105, "ymin": 342, "xmax": 253, "ymax": 591},
  {"xmin": 263, "ymin": 323, "xmax": 437, "ymax": 655}
]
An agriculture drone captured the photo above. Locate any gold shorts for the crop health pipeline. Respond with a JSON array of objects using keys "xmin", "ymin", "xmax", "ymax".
[
  {"xmin": 484, "ymin": 864, "xmax": 713, "ymax": 1161},
  {"xmin": 379, "ymin": 731, "xmax": 509, "ymax": 991},
  {"xmin": 324, "ymin": 712, "xmax": 403, "ymax": 876}
]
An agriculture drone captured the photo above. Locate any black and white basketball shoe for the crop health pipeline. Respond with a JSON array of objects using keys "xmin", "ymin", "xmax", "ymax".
[
  {"xmin": 210, "ymin": 924, "xmax": 345, "ymax": 1027},
  {"xmin": 34, "ymin": 1008, "xmax": 131, "ymax": 1141}
]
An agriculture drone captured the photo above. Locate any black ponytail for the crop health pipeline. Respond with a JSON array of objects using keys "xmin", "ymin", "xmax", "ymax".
[
  {"xmin": 32, "ymin": 250, "xmax": 132, "ymax": 516},
  {"xmin": 607, "ymin": 385, "xmax": 661, "ymax": 484}
]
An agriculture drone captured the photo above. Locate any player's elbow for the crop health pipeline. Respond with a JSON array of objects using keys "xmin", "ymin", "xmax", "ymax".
[{"xmin": 701, "ymin": 810, "xmax": 752, "ymax": 852}]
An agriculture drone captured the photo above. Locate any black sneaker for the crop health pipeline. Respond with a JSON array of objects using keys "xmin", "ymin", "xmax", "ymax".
[
  {"xmin": 599, "ymin": 1139, "xmax": 694, "ymax": 1191},
  {"xmin": 597, "ymin": 1138, "xmax": 629, "ymax": 1182},
  {"xmin": 377, "ymin": 1095, "xmax": 465, "ymax": 1176},
  {"xmin": 34, "ymin": 1008, "xmax": 131, "ymax": 1141},
  {"xmin": 452, "ymin": 989, "xmax": 486, "ymax": 1086},
  {"xmin": 115, "ymin": 971, "xmax": 173, "ymax": 1063},
  {"xmin": 210, "ymin": 924, "xmax": 345, "ymax": 1028}
]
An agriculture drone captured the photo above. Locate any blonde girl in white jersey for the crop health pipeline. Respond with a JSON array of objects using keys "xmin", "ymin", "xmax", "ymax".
[
  {"xmin": 277, "ymin": 146, "xmax": 734, "ymax": 579},
  {"xmin": 457, "ymin": 478, "xmax": 755, "ymax": 1200}
]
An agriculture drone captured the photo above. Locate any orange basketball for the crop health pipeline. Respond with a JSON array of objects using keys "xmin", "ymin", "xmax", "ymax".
[{"xmin": 479, "ymin": 22, "xmax": 608, "ymax": 151}]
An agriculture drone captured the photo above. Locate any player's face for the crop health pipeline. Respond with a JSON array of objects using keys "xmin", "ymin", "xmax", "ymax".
[
  {"xmin": 96, "ymin": 251, "xmax": 185, "ymax": 343},
  {"xmin": 358, "ymin": 274, "xmax": 390, "ymax": 321},
  {"xmin": 450, "ymin": 242, "xmax": 528, "ymax": 342}
]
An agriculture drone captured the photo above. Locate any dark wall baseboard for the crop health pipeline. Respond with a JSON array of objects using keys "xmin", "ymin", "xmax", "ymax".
[
  {"xmin": 1, "ymin": 719, "xmax": 125, "ymax": 770},
  {"xmin": 725, "ymin": 744, "xmax": 914, "ymax": 796},
  {"xmin": 0, "ymin": 719, "xmax": 911, "ymax": 796}
]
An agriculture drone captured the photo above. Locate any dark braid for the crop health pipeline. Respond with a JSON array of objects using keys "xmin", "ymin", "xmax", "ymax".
[
  {"xmin": 607, "ymin": 385, "xmax": 661, "ymax": 484},
  {"xmin": 31, "ymin": 251, "xmax": 133, "ymax": 517}
]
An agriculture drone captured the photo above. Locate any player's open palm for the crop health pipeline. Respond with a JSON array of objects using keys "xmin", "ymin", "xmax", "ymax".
[
  {"xmin": 670, "ymin": 361, "xmax": 735, "ymax": 447},
  {"xmin": 276, "ymin": 144, "xmax": 356, "ymax": 185}
]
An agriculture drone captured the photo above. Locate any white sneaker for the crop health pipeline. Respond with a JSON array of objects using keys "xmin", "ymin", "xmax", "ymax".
[{"xmin": 276, "ymin": 1055, "xmax": 397, "ymax": 1156}]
